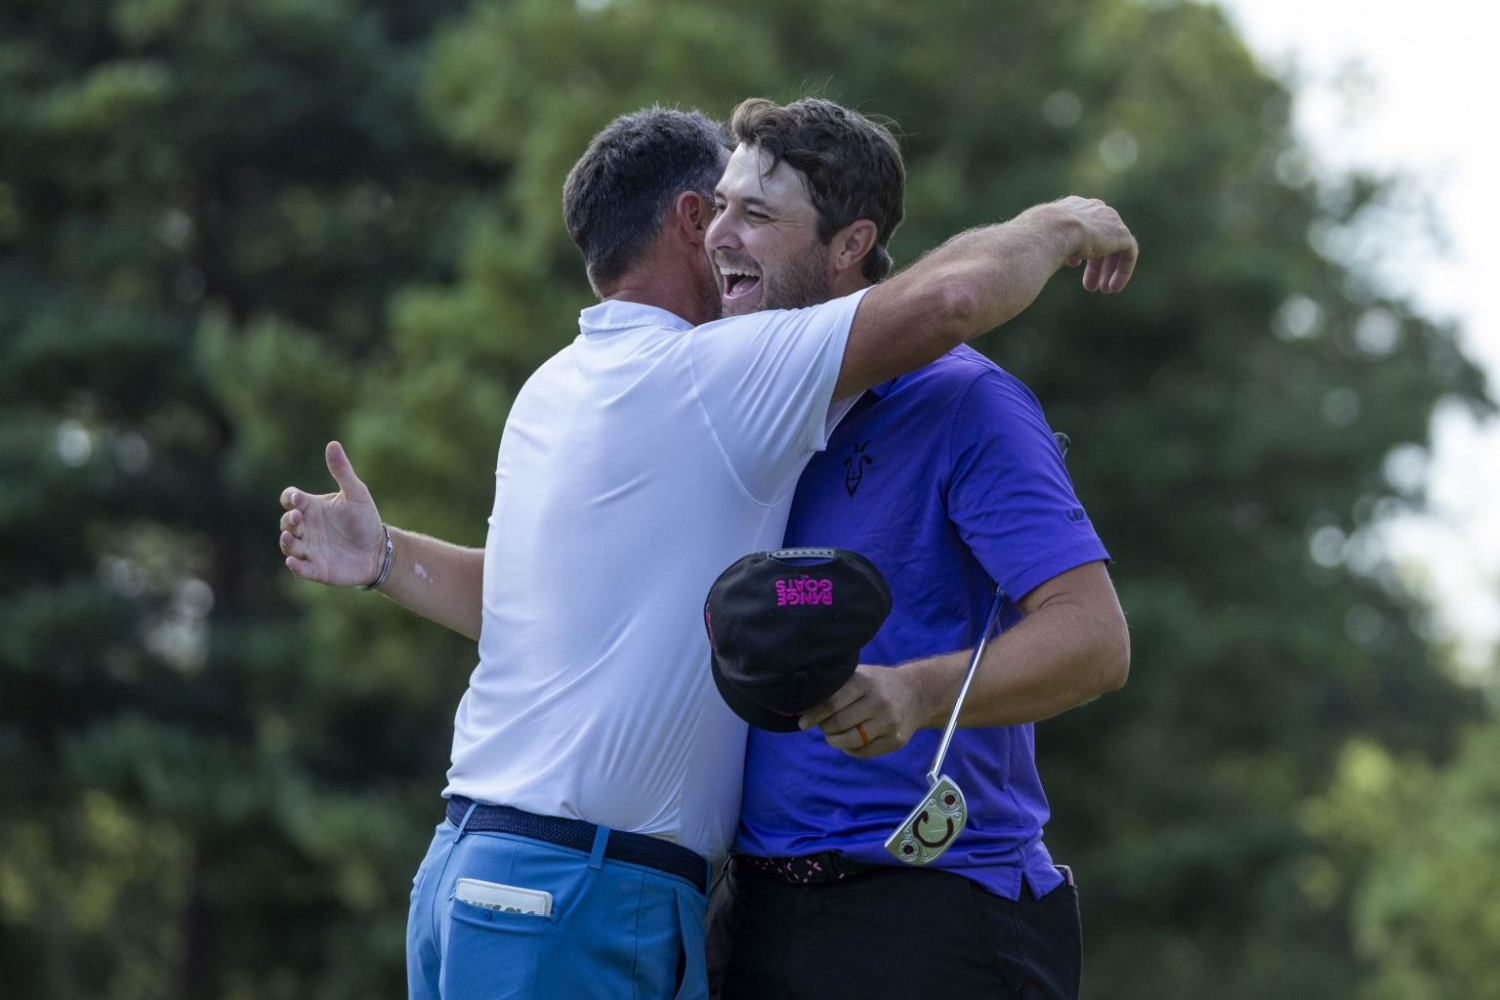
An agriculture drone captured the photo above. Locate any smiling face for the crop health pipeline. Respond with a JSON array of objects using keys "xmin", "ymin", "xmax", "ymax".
[{"xmin": 706, "ymin": 144, "xmax": 836, "ymax": 316}]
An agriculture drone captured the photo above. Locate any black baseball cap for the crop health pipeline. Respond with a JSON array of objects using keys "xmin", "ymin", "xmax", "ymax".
[{"xmin": 704, "ymin": 548, "xmax": 892, "ymax": 732}]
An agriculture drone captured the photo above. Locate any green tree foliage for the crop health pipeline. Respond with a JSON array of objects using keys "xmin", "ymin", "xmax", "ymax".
[
  {"xmin": 1305, "ymin": 726, "xmax": 1500, "ymax": 999},
  {"xmin": 1, "ymin": 0, "xmax": 475, "ymax": 996},
  {"xmin": 1, "ymin": 0, "xmax": 1491, "ymax": 996}
]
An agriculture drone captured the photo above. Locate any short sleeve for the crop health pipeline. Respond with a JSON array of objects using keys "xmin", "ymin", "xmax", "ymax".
[
  {"xmin": 947, "ymin": 370, "xmax": 1109, "ymax": 602},
  {"xmin": 689, "ymin": 288, "xmax": 868, "ymax": 503}
]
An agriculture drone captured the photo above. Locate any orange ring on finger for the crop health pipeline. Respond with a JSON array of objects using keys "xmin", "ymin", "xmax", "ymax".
[{"xmin": 856, "ymin": 723, "xmax": 872, "ymax": 747}]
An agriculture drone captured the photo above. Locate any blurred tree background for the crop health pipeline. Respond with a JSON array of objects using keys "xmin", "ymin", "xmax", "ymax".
[{"xmin": 1, "ymin": 0, "xmax": 1494, "ymax": 996}]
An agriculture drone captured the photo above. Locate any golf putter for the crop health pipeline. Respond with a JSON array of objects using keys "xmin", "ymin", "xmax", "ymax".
[{"xmin": 884, "ymin": 583, "xmax": 1006, "ymax": 865}]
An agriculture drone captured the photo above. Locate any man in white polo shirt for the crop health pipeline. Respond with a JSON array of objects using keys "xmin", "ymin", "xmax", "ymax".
[{"xmin": 277, "ymin": 101, "xmax": 1137, "ymax": 999}]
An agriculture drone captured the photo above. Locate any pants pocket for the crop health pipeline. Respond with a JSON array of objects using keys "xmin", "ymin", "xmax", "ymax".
[{"xmin": 441, "ymin": 896, "xmax": 555, "ymax": 1000}]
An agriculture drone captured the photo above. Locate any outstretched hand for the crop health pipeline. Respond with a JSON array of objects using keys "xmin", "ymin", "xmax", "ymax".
[{"xmin": 279, "ymin": 441, "xmax": 385, "ymax": 587}]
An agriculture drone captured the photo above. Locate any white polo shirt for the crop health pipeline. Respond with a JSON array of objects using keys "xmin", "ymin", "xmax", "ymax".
[{"xmin": 444, "ymin": 289, "xmax": 869, "ymax": 862}]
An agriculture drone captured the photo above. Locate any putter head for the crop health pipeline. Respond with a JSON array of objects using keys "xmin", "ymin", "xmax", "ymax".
[{"xmin": 884, "ymin": 775, "xmax": 968, "ymax": 865}]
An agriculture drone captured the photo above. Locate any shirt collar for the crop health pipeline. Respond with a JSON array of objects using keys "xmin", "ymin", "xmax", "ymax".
[
  {"xmin": 579, "ymin": 298, "xmax": 693, "ymax": 336},
  {"xmin": 865, "ymin": 375, "xmax": 901, "ymax": 400}
]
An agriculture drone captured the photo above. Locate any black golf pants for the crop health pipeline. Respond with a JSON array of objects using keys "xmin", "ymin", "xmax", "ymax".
[{"xmin": 707, "ymin": 857, "xmax": 1082, "ymax": 999}]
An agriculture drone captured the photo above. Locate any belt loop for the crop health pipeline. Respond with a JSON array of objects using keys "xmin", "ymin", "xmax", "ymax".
[
  {"xmin": 588, "ymin": 824, "xmax": 610, "ymax": 871},
  {"xmin": 455, "ymin": 799, "xmax": 480, "ymax": 839}
]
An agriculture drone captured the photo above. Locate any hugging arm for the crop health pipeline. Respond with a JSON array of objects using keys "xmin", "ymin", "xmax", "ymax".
[{"xmin": 834, "ymin": 197, "xmax": 1137, "ymax": 400}]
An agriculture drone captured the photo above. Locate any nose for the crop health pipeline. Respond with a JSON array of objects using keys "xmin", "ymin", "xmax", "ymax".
[{"xmin": 706, "ymin": 209, "xmax": 740, "ymax": 254}]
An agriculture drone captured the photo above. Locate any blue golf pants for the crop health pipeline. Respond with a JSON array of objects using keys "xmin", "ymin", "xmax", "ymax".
[{"xmin": 406, "ymin": 814, "xmax": 709, "ymax": 999}]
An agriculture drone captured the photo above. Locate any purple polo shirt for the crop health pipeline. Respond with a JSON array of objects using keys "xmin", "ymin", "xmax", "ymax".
[{"xmin": 734, "ymin": 346, "xmax": 1109, "ymax": 900}]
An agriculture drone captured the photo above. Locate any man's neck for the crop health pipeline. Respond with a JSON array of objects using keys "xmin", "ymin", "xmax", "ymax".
[
  {"xmin": 602, "ymin": 257, "xmax": 716, "ymax": 326},
  {"xmin": 832, "ymin": 275, "xmax": 875, "ymax": 299},
  {"xmin": 604, "ymin": 286, "xmax": 701, "ymax": 325}
]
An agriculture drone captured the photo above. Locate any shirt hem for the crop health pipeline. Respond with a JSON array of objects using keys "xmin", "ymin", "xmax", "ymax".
[{"xmin": 997, "ymin": 537, "xmax": 1110, "ymax": 605}]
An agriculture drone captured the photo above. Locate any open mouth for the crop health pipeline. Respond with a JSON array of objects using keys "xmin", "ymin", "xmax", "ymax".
[{"xmin": 720, "ymin": 266, "xmax": 762, "ymax": 302}]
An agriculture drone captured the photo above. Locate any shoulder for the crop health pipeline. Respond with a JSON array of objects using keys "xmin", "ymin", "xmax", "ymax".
[
  {"xmin": 887, "ymin": 346, "xmax": 1037, "ymax": 414},
  {"xmin": 513, "ymin": 342, "xmax": 574, "ymax": 391},
  {"xmin": 692, "ymin": 289, "xmax": 870, "ymax": 343},
  {"xmin": 896, "ymin": 351, "xmax": 1060, "ymax": 473}
]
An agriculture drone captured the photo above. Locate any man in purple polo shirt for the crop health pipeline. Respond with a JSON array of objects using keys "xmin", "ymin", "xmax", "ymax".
[{"xmin": 706, "ymin": 101, "xmax": 1130, "ymax": 999}]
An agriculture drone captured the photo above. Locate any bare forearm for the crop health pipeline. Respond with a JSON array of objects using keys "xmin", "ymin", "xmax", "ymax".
[
  {"xmin": 376, "ymin": 527, "xmax": 485, "ymax": 642},
  {"xmin": 908, "ymin": 205, "xmax": 1078, "ymax": 337},
  {"xmin": 908, "ymin": 603, "xmax": 1129, "ymax": 728},
  {"xmin": 837, "ymin": 198, "xmax": 1131, "ymax": 398},
  {"xmin": 898, "ymin": 563, "xmax": 1131, "ymax": 728},
  {"xmin": 804, "ymin": 565, "xmax": 1128, "ymax": 755}
]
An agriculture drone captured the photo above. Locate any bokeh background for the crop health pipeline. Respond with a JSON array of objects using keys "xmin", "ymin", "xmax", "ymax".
[{"xmin": 3, "ymin": 0, "xmax": 1497, "ymax": 997}]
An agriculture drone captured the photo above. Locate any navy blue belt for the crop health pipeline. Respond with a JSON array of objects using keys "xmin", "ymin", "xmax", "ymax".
[{"xmin": 445, "ymin": 796, "xmax": 709, "ymax": 894}]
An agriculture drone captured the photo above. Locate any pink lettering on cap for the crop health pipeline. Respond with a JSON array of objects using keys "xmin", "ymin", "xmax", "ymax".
[{"xmin": 775, "ymin": 575, "xmax": 834, "ymax": 606}]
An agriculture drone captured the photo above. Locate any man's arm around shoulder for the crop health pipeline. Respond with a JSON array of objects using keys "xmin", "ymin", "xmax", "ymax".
[{"xmin": 834, "ymin": 197, "xmax": 1138, "ymax": 400}]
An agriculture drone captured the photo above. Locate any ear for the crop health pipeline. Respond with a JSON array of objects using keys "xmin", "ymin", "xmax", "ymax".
[
  {"xmin": 829, "ymin": 219, "xmax": 878, "ymax": 278},
  {"xmin": 672, "ymin": 190, "xmax": 713, "ymax": 247}
]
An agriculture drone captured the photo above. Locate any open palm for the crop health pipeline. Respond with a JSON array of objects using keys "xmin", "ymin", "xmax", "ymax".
[{"xmin": 279, "ymin": 441, "xmax": 385, "ymax": 587}]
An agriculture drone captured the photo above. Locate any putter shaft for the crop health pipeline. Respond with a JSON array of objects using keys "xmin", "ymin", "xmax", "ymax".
[{"xmin": 926, "ymin": 584, "xmax": 1005, "ymax": 786}]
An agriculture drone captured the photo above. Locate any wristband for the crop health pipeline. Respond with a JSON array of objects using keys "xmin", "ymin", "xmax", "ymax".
[{"xmin": 360, "ymin": 524, "xmax": 394, "ymax": 591}]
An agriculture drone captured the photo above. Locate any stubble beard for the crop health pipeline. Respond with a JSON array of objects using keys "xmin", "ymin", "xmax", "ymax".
[{"xmin": 758, "ymin": 239, "xmax": 834, "ymax": 312}]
